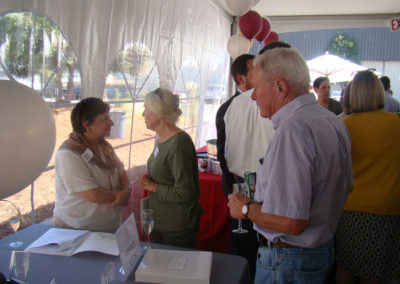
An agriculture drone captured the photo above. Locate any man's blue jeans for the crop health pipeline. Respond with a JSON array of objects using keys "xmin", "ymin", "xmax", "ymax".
[{"xmin": 255, "ymin": 239, "xmax": 334, "ymax": 284}]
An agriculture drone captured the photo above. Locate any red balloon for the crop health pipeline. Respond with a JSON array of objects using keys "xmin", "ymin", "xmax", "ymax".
[
  {"xmin": 263, "ymin": 31, "xmax": 279, "ymax": 45},
  {"xmin": 255, "ymin": 18, "xmax": 271, "ymax": 42},
  {"xmin": 239, "ymin": 10, "xmax": 262, "ymax": 40}
]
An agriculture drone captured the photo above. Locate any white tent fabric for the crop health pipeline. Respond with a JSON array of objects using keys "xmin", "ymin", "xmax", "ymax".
[{"xmin": 0, "ymin": 0, "xmax": 231, "ymax": 105}]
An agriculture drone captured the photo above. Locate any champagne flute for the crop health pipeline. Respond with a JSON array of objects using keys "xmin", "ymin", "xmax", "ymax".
[
  {"xmin": 9, "ymin": 250, "xmax": 30, "ymax": 284},
  {"xmin": 101, "ymin": 261, "xmax": 124, "ymax": 284},
  {"xmin": 9, "ymin": 216, "xmax": 23, "ymax": 248},
  {"xmin": 141, "ymin": 209, "xmax": 154, "ymax": 250},
  {"xmin": 1, "ymin": 200, "xmax": 24, "ymax": 248},
  {"xmin": 232, "ymin": 183, "xmax": 248, "ymax": 234}
]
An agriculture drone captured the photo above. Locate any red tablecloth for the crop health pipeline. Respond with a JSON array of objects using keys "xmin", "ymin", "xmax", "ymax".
[
  {"xmin": 195, "ymin": 170, "xmax": 231, "ymax": 253},
  {"xmin": 195, "ymin": 145, "xmax": 231, "ymax": 253}
]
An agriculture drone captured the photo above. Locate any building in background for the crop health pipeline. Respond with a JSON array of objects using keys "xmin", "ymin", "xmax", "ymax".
[{"xmin": 251, "ymin": 27, "xmax": 400, "ymax": 100}]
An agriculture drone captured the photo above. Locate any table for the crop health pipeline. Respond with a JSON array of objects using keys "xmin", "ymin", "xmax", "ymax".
[
  {"xmin": 0, "ymin": 224, "xmax": 250, "ymax": 284},
  {"xmin": 196, "ymin": 170, "xmax": 232, "ymax": 253},
  {"xmin": 195, "ymin": 145, "xmax": 232, "ymax": 253}
]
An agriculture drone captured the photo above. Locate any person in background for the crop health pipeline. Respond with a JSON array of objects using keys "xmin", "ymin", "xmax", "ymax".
[
  {"xmin": 313, "ymin": 76, "xmax": 343, "ymax": 115},
  {"xmin": 139, "ymin": 88, "xmax": 203, "ymax": 249},
  {"xmin": 54, "ymin": 97, "xmax": 130, "ymax": 233},
  {"xmin": 380, "ymin": 76, "xmax": 393, "ymax": 95},
  {"xmin": 336, "ymin": 70, "xmax": 400, "ymax": 283},
  {"xmin": 216, "ymin": 53, "xmax": 255, "ymax": 198},
  {"xmin": 338, "ymin": 82, "xmax": 352, "ymax": 119},
  {"xmin": 380, "ymin": 76, "xmax": 400, "ymax": 113},
  {"xmin": 228, "ymin": 47, "xmax": 353, "ymax": 284}
]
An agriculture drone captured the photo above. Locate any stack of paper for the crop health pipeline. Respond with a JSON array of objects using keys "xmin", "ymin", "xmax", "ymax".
[
  {"xmin": 135, "ymin": 249, "xmax": 212, "ymax": 284},
  {"xmin": 25, "ymin": 228, "xmax": 119, "ymax": 256}
]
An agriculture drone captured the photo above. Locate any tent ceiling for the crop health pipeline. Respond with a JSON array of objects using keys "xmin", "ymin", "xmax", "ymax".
[
  {"xmin": 215, "ymin": 0, "xmax": 399, "ymax": 17},
  {"xmin": 213, "ymin": 0, "xmax": 400, "ymax": 32},
  {"xmin": 252, "ymin": 0, "xmax": 399, "ymax": 17}
]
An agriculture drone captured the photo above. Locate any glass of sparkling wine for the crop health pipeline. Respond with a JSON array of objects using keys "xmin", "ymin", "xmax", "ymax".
[
  {"xmin": 9, "ymin": 250, "xmax": 30, "ymax": 284},
  {"xmin": 141, "ymin": 209, "xmax": 154, "ymax": 250},
  {"xmin": 9, "ymin": 216, "xmax": 23, "ymax": 248},
  {"xmin": 232, "ymin": 183, "xmax": 248, "ymax": 234},
  {"xmin": 2, "ymin": 200, "xmax": 24, "ymax": 248}
]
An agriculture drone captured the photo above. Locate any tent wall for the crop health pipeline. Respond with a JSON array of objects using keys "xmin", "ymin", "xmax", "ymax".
[{"xmin": 0, "ymin": 0, "xmax": 231, "ymax": 105}]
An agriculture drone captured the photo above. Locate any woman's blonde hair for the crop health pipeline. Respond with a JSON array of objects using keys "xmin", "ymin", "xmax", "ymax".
[
  {"xmin": 144, "ymin": 88, "xmax": 182, "ymax": 124},
  {"xmin": 350, "ymin": 70, "xmax": 385, "ymax": 113}
]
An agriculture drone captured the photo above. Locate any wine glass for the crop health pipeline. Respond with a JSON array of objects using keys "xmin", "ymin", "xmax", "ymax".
[
  {"xmin": 9, "ymin": 250, "xmax": 30, "ymax": 284},
  {"xmin": 1, "ymin": 200, "xmax": 24, "ymax": 248},
  {"xmin": 232, "ymin": 183, "xmax": 248, "ymax": 234},
  {"xmin": 9, "ymin": 215, "xmax": 23, "ymax": 248},
  {"xmin": 101, "ymin": 261, "xmax": 125, "ymax": 284},
  {"xmin": 141, "ymin": 209, "xmax": 154, "ymax": 250}
]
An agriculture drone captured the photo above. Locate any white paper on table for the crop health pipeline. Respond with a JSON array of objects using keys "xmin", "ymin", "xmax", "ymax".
[
  {"xmin": 25, "ymin": 228, "xmax": 88, "ymax": 253},
  {"xmin": 135, "ymin": 249, "xmax": 212, "ymax": 284},
  {"xmin": 25, "ymin": 228, "xmax": 119, "ymax": 256},
  {"xmin": 73, "ymin": 232, "xmax": 119, "ymax": 255}
]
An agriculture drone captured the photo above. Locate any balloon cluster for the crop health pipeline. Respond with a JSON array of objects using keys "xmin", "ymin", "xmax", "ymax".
[{"xmin": 226, "ymin": 0, "xmax": 279, "ymax": 58}]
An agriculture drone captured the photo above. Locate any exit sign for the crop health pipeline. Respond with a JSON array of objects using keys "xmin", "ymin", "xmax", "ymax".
[{"xmin": 391, "ymin": 18, "xmax": 400, "ymax": 31}]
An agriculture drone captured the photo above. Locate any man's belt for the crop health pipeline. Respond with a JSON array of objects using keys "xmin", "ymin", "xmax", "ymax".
[{"xmin": 257, "ymin": 233, "xmax": 298, "ymax": 249}]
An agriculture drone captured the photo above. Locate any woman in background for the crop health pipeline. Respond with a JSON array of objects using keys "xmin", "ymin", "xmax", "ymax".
[
  {"xmin": 336, "ymin": 71, "xmax": 400, "ymax": 283},
  {"xmin": 54, "ymin": 98, "xmax": 130, "ymax": 233},
  {"xmin": 313, "ymin": 76, "xmax": 343, "ymax": 115},
  {"xmin": 139, "ymin": 88, "xmax": 203, "ymax": 249}
]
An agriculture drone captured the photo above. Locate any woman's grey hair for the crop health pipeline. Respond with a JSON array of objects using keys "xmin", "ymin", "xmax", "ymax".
[
  {"xmin": 144, "ymin": 88, "xmax": 182, "ymax": 124},
  {"xmin": 349, "ymin": 70, "xmax": 385, "ymax": 113},
  {"xmin": 254, "ymin": 47, "xmax": 310, "ymax": 94}
]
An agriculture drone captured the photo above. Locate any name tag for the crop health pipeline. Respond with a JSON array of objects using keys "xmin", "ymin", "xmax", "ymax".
[
  {"xmin": 81, "ymin": 148, "xmax": 93, "ymax": 162},
  {"xmin": 153, "ymin": 146, "xmax": 159, "ymax": 158}
]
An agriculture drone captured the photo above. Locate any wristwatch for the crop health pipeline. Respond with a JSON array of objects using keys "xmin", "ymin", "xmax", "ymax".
[{"xmin": 242, "ymin": 201, "xmax": 256, "ymax": 218}]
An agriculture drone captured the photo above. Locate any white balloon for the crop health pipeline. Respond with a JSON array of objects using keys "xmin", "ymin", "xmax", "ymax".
[
  {"xmin": 226, "ymin": 0, "xmax": 253, "ymax": 16},
  {"xmin": 0, "ymin": 80, "xmax": 56, "ymax": 199},
  {"xmin": 227, "ymin": 34, "xmax": 250, "ymax": 59}
]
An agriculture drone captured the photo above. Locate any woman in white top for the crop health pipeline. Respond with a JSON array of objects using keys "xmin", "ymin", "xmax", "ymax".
[{"xmin": 54, "ymin": 98, "xmax": 130, "ymax": 233}]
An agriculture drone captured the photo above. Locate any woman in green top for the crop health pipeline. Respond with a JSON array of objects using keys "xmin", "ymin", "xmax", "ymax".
[{"xmin": 139, "ymin": 88, "xmax": 203, "ymax": 249}]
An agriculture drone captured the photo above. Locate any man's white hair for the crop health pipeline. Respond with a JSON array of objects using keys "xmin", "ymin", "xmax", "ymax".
[{"xmin": 254, "ymin": 47, "xmax": 310, "ymax": 94}]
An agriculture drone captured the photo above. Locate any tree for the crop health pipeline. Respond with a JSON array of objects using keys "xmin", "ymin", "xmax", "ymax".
[
  {"xmin": 327, "ymin": 32, "xmax": 360, "ymax": 63},
  {"xmin": 0, "ymin": 12, "xmax": 79, "ymax": 102}
]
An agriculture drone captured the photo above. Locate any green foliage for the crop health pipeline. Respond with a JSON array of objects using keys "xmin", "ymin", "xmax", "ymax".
[
  {"xmin": 0, "ymin": 12, "xmax": 79, "ymax": 102},
  {"xmin": 1, "ymin": 13, "xmax": 31, "ymax": 76},
  {"xmin": 327, "ymin": 32, "xmax": 360, "ymax": 63}
]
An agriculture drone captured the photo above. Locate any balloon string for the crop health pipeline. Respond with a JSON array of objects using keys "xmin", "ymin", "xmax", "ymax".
[{"xmin": 235, "ymin": 32, "xmax": 239, "ymax": 57}]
